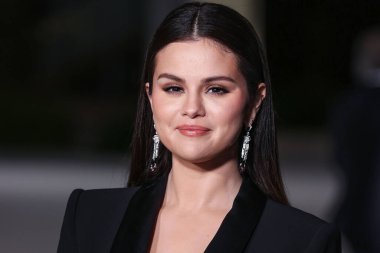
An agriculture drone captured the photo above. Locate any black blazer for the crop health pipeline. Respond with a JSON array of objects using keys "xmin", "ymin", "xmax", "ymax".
[{"xmin": 57, "ymin": 175, "xmax": 341, "ymax": 253}]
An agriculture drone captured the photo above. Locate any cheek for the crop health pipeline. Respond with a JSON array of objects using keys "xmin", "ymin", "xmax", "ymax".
[
  {"xmin": 207, "ymin": 97, "xmax": 247, "ymax": 141},
  {"xmin": 151, "ymin": 91, "xmax": 166, "ymax": 117},
  {"xmin": 150, "ymin": 93, "xmax": 178, "ymax": 128},
  {"xmin": 211, "ymin": 95, "xmax": 247, "ymax": 122}
]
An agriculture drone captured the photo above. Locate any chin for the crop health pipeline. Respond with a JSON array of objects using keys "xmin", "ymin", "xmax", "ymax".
[
  {"xmin": 176, "ymin": 153, "xmax": 210, "ymax": 163},
  {"xmin": 170, "ymin": 150, "xmax": 213, "ymax": 164}
]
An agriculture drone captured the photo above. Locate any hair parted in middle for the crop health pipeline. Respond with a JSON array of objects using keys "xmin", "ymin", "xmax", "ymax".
[{"xmin": 128, "ymin": 2, "xmax": 288, "ymax": 204}]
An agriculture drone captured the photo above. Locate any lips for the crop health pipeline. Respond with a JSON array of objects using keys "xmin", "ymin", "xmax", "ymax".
[{"xmin": 176, "ymin": 125, "xmax": 211, "ymax": 137}]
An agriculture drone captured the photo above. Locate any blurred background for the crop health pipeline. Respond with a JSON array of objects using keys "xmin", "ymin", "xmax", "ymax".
[{"xmin": 1, "ymin": 0, "xmax": 379, "ymax": 252}]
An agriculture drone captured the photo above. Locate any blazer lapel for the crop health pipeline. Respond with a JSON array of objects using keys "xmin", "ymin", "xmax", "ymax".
[
  {"xmin": 111, "ymin": 175, "xmax": 167, "ymax": 253},
  {"xmin": 111, "ymin": 174, "xmax": 266, "ymax": 253},
  {"xmin": 205, "ymin": 176, "xmax": 267, "ymax": 253}
]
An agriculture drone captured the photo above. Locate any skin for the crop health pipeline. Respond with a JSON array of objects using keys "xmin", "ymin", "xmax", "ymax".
[{"xmin": 146, "ymin": 38, "xmax": 266, "ymax": 253}]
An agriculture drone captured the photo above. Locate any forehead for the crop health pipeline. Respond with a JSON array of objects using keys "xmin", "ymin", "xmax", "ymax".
[{"xmin": 153, "ymin": 38, "xmax": 240, "ymax": 77}]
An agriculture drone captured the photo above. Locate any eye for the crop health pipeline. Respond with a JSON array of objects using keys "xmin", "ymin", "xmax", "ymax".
[
  {"xmin": 163, "ymin": 86, "xmax": 184, "ymax": 94},
  {"xmin": 207, "ymin": 86, "xmax": 229, "ymax": 95}
]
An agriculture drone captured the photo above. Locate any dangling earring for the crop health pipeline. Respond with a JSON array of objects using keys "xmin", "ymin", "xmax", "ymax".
[
  {"xmin": 150, "ymin": 125, "xmax": 160, "ymax": 172},
  {"xmin": 239, "ymin": 124, "xmax": 252, "ymax": 173}
]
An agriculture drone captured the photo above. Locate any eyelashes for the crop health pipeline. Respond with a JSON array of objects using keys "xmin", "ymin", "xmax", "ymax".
[
  {"xmin": 163, "ymin": 85, "xmax": 229, "ymax": 95},
  {"xmin": 207, "ymin": 86, "xmax": 228, "ymax": 95},
  {"xmin": 163, "ymin": 86, "xmax": 184, "ymax": 94}
]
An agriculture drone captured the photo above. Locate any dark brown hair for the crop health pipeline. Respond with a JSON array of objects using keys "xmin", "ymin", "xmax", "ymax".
[{"xmin": 128, "ymin": 2, "xmax": 288, "ymax": 204}]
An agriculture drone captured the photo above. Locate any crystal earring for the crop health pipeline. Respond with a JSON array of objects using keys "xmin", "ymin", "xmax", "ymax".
[
  {"xmin": 239, "ymin": 124, "xmax": 252, "ymax": 173},
  {"xmin": 150, "ymin": 126, "xmax": 160, "ymax": 172}
]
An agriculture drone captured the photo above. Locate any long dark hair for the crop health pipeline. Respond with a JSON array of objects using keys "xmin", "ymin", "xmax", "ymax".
[{"xmin": 128, "ymin": 2, "xmax": 288, "ymax": 204}]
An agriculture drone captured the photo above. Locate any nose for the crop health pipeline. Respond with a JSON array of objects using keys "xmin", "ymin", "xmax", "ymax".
[{"xmin": 182, "ymin": 92, "xmax": 206, "ymax": 118}]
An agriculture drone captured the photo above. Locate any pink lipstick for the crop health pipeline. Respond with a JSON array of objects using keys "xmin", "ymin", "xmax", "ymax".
[{"xmin": 177, "ymin": 125, "xmax": 211, "ymax": 137}]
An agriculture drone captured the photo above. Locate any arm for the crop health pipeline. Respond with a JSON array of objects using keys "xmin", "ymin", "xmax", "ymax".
[{"xmin": 57, "ymin": 189, "xmax": 83, "ymax": 253}]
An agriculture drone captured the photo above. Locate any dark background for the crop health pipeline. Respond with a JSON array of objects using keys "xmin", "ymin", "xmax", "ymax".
[{"xmin": 267, "ymin": 1, "xmax": 380, "ymax": 127}]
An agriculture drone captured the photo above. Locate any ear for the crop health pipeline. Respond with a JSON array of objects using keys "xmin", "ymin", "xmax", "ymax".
[
  {"xmin": 145, "ymin": 82, "xmax": 153, "ymax": 106},
  {"xmin": 246, "ymin": 83, "xmax": 266, "ymax": 126}
]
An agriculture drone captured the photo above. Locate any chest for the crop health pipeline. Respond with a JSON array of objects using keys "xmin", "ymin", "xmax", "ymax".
[{"xmin": 149, "ymin": 207, "xmax": 229, "ymax": 253}]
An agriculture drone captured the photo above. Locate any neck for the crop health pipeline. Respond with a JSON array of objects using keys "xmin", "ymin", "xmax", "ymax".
[{"xmin": 163, "ymin": 157, "xmax": 242, "ymax": 211}]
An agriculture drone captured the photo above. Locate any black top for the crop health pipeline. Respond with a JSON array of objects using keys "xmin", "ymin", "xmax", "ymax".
[{"xmin": 58, "ymin": 175, "xmax": 341, "ymax": 253}]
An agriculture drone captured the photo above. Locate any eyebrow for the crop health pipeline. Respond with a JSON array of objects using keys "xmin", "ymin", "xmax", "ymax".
[
  {"xmin": 157, "ymin": 73, "xmax": 184, "ymax": 83},
  {"xmin": 203, "ymin": 76, "xmax": 237, "ymax": 83},
  {"xmin": 157, "ymin": 73, "xmax": 237, "ymax": 84}
]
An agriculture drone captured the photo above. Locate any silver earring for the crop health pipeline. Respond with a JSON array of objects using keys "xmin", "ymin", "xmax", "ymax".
[
  {"xmin": 150, "ymin": 128, "xmax": 160, "ymax": 172},
  {"xmin": 239, "ymin": 124, "xmax": 252, "ymax": 173}
]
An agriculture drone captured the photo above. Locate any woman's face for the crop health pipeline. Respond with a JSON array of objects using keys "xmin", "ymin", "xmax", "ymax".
[{"xmin": 147, "ymin": 38, "xmax": 261, "ymax": 166}]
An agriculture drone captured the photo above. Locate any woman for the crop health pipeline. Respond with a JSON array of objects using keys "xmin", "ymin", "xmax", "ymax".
[{"xmin": 58, "ymin": 2, "xmax": 341, "ymax": 253}]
